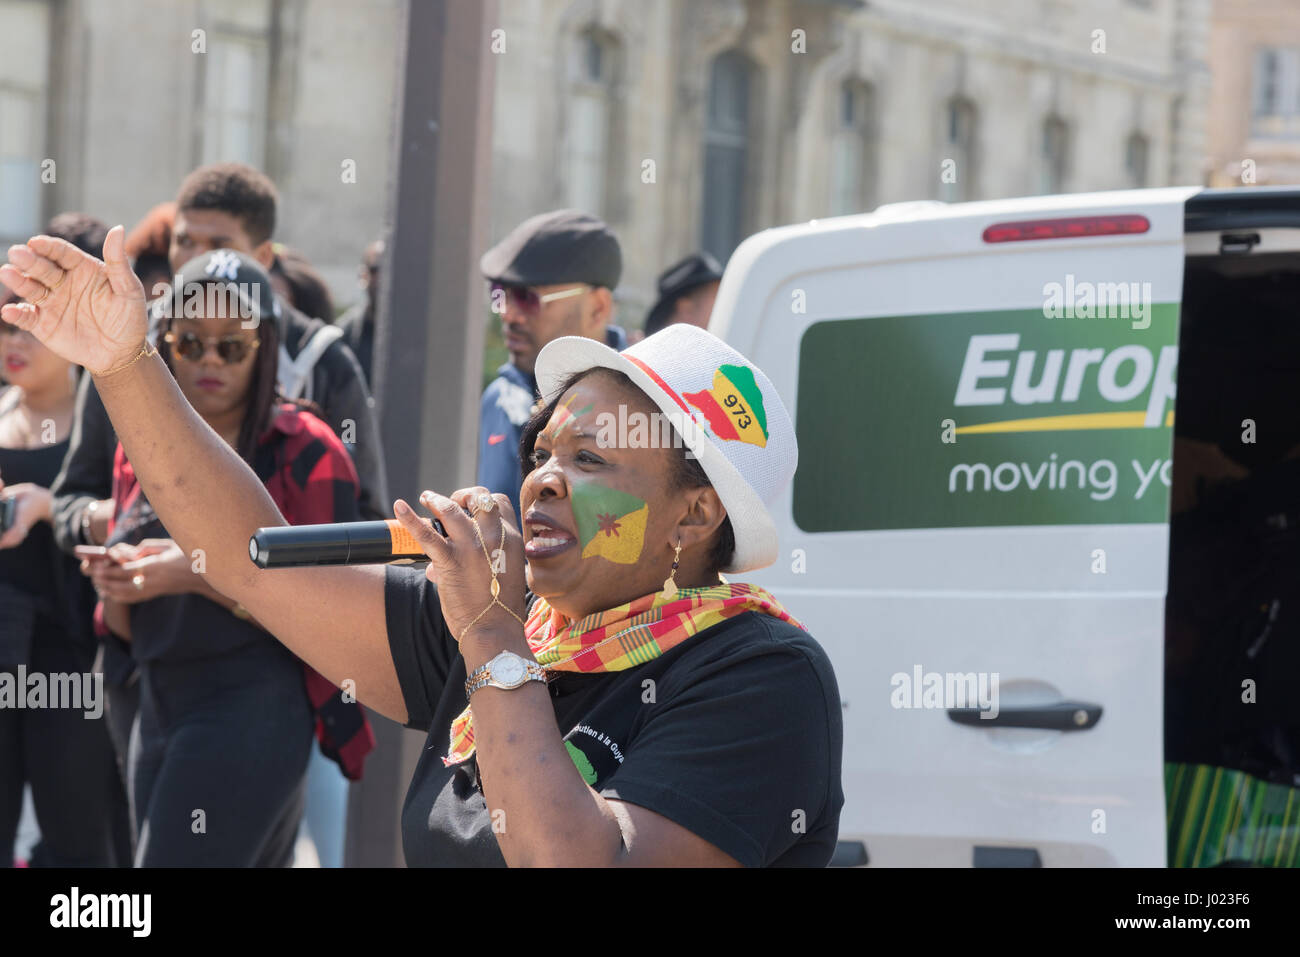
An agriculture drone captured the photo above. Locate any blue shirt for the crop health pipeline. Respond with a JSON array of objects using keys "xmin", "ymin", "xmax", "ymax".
[
  {"xmin": 477, "ymin": 325, "xmax": 628, "ymax": 523},
  {"xmin": 477, "ymin": 362, "xmax": 537, "ymax": 525}
]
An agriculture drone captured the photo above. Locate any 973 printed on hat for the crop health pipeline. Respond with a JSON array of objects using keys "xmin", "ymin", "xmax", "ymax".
[{"xmin": 683, "ymin": 363, "xmax": 769, "ymax": 449}]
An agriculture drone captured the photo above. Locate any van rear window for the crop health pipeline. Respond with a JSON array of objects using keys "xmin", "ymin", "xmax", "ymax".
[{"xmin": 793, "ymin": 308, "xmax": 1181, "ymax": 532}]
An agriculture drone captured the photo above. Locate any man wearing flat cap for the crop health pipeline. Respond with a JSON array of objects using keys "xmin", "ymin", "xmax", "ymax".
[{"xmin": 478, "ymin": 209, "xmax": 627, "ymax": 522}]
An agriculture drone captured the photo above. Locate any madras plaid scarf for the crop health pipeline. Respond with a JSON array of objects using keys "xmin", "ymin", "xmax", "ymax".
[{"xmin": 442, "ymin": 582, "xmax": 805, "ymax": 766}]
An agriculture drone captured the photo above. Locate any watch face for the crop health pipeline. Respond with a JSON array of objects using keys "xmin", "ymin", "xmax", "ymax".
[{"xmin": 492, "ymin": 654, "xmax": 527, "ymax": 687}]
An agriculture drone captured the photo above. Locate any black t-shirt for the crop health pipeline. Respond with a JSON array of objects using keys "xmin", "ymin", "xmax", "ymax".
[
  {"xmin": 0, "ymin": 439, "xmax": 70, "ymax": 601},
  {"xmin": 384, "ymin": 565, "xmax": 844, "ymax": 867},
  {"xmin": 0, "ymin": 438, "xmax": 98, "ymax": 659}
]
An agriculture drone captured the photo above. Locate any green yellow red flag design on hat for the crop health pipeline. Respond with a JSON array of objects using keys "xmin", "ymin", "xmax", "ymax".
[
  {"xmin": 683, "ymin": 363, "xmax": 769, "ymax": 448},
  {"xmin": 572, "ymin": 480, "xmax": 648, "ymax": 564}
]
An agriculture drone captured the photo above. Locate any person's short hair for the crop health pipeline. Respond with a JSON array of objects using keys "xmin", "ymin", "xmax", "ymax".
[
  {"xmin": 175, "ymin": 163, "xmax": 278, "ymax": 246},
  {"xmin": 270, "ymin": 246, "xmax": 335, "ymax": 322},
  {"xmin": 46, "ymin": 212, "xmax": 110, "ymax": 257},
  {"xmin": 125, "ymin": 202, "xmax": 176, "ymax": 261}
]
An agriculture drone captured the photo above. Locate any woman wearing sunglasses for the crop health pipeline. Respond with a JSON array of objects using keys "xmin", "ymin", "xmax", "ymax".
[
  {"xmin": 2, "ymin": 231, "xmax": 843, "ymax": 867},
  {"xmin": 77, "ymin": 249, "xmax": 372, "ymax": 866},
  {"xmin": 0, "ymin": 293, "xmax": 123, "ymax": 867}
]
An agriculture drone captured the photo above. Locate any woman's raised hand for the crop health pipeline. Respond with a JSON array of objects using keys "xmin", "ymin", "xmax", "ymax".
[
  {"xmin": 393, "ymin": 487, "xmax": 527, "ymax": 644},
  {"xmin": 0, "ymin": 226, "xmax": 148, "ymax": 377}
]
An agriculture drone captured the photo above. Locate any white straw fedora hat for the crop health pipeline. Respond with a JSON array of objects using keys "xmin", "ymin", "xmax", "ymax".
[{"xmin": 534, "ymin": 324, "xmax": 797, "ymax": 573}]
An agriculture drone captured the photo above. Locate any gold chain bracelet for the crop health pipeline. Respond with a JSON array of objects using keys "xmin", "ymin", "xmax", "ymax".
[
  {"xmin": 93, "ymin": 340, "xmax": 158, "ymax": 379},
  {"xmin": 458, "ymin": 506, "xmax": 525, "ymax": 644}
]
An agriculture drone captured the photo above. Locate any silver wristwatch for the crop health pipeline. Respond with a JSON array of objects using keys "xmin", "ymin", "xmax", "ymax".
[{"xmin": 464, "ymin": 650, "xmax": 548, "ymax": 699}]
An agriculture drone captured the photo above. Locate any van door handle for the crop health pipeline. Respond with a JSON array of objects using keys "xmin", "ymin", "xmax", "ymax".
[{"xmin": 947, "ymin": 700, "xmax": 1102, "ymax": 730}]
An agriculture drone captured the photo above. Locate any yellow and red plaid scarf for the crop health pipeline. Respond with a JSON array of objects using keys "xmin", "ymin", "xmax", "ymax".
[{"xmin": 442, "ymin": 582, "xmax": 804, "ymax": 766}]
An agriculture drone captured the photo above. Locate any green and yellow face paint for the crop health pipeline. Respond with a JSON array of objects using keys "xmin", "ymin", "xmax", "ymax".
[
  {"xmin": 542, "ymin": 393, "xmax": 594, "ymax": 443},
  {"xmin": 570, "ymin": 479, "xmax": 648, "ymax": 565}
]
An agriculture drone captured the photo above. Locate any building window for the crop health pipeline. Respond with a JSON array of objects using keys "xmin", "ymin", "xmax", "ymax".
[
  {"xmin": 939, "ymin": 97, "xmax": 977, "ymax": 202},
  {"xmin": 702, "ymin": 50, "xmax": 753, "ymax": 263},
  {"xmin": 829, "ymin": 79, "xmax": 874, "ymax": 216},
  {"xmin": 0, "ymin": 0, "xmax": 51, "ymax": 240},
  {"xmin": 200, "ymin": 0, "xmax": 272, "ymax": 167},
  {"xmin": 1124, "ymin": 132, "xmax": 1149, "ymax": 188},
  {"xmin": 1040, "ymin": 115, "xmax": 1069, "ymax": 194},
  {"xmin": 564, "ymin": 28, "xmax": 619, "ymax": 217},
  {"xmin": 1251, "ymin": 47, "xmax": 1300, "ymax": 139}
]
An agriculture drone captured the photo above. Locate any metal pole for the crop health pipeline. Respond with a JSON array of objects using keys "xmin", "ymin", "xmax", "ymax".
[{"xmin": 345, "ymin": 0, "xmax": 497, "ymax": 868}]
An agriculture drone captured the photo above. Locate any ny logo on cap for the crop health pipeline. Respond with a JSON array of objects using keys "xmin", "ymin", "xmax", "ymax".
[{"xmin": 206, "ymin": 249, "xmax": 242, "ymax": 282}]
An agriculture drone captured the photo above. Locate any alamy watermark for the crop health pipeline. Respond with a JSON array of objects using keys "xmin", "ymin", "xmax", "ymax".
[
  {"xmin": 0, "ymin": 667, "xmax": 103, "ymax": 719},
  {"xmin": 150, "ymin": 278, "xmax": 263, "ymax": 330},
  {"xmin": 593, "ymin": 405, "xmax": 703, "ymax": 458},
  {"xmin": 1042, "ymin": 274, "xmax": 1152, "ymax": 330},
  {"xmin": 50, "ymin": 887, "xmax": 150, "ymax": 937},
  {"xmin": 890, "ymin": 664, "xmax": 999, "ymax": 719}
]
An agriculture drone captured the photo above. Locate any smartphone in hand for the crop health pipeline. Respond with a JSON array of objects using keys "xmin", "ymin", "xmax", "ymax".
[{"xmin": 74, "ymin": 545, "xmax": 114, "ymax": 564}]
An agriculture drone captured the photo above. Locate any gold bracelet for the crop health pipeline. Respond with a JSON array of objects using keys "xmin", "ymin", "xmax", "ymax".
[
  {"xmin": 93, "ymin": 341, "xmax": 158, "ymax": 379},
  {"xmin": 458, "ymin": 510, "xmax": 525, "ymax": 644}
]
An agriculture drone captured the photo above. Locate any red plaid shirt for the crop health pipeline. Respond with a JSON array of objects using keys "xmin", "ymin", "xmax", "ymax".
[{"xmin": 103, "ymin": 403, "xmax": 375, "ymax": 780}]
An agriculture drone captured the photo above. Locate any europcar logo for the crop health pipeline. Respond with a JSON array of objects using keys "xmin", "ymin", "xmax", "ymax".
[
  {"xmin": 953, "ymin": 334, "xmax": 1178, "ymax": 432},
  {"xmin": 793, "ymin": 305, "xmax": 1183, "ymax": 532}
]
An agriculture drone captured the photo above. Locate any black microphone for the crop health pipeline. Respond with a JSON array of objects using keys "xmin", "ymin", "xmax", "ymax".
[{"xmin": 249, "ymin": 519, "xmax": 445, "ymax": 568}]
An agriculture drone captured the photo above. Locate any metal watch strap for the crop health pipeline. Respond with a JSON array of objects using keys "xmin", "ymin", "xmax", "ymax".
[{"xmin": 464, "ymin": 652, "xmax": 547, "ymax": 699}]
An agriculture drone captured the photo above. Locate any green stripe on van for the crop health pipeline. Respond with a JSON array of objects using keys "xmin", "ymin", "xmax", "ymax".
[{"xmin": 1166, "ymin": 762, "xmax": 1300, "ymax": 867}]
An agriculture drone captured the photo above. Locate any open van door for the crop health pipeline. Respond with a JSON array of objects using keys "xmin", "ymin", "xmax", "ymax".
[
  {"xmin": 711, "ymin": 187, "xmax": 1201, "ymax": 866},
  {"xmin": 1165, "ymin": 187, "xmax": 1300, "ymax": 867}
]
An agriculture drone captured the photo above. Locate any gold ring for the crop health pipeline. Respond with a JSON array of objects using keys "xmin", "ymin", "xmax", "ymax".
[
  {"xmin": 472, "ymin": 492, "xmax": 496, "ymax": 515},
  {"xmin": 47, "ymin": 269, "xmax": 65, "ymax": 292},
  {"xmin": 132, "ymin": 574, "xmax": 145, "ymax": 591},
  {"xmin": 30, "ymin": 285, "xmax": 51, "ymax": 306}
]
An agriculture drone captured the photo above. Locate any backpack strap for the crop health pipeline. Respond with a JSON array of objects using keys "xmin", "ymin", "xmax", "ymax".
[{"xmin": 278, "ymin": 324, "xmax": 344, "ymax": 402}]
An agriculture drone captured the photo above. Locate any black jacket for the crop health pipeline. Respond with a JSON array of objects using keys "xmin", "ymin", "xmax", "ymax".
[
  {"xmin": 277, "ymin": 302, "xmax": 389, "ymax": 520},
  {"xmin": 335, "ymin": 301, "xmax": 374, "ymax": 390}
]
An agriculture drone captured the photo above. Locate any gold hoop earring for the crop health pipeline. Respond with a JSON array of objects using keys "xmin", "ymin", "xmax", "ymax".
[{"xmin": 661, "ymin": 539, "xmax": 682, "ymax": 598}]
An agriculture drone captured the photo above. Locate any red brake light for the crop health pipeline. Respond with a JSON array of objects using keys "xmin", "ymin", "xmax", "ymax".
[{"xmin": 982, "ymin": 214, "xmax": 1151, "ymax": 243}]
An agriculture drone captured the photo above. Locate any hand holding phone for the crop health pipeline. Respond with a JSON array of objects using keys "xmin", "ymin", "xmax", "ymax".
[{"xmin": 75, "ymin": 544, "xmax": 115, "ymax": 576}]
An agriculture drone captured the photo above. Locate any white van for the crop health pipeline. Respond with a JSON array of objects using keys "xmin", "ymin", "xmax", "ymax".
[{"xmin": 711, "ymin": 186, "xmax": 1300, "ymax": 867}]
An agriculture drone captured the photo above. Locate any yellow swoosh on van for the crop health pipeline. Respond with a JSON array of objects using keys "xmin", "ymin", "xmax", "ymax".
[{"xmin": 955, "ymin": 410, "xmax": 1175, "ymax": 435}]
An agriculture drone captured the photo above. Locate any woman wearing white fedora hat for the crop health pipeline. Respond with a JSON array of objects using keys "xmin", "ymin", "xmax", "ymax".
[{"xmin": 1, "ymin": 230, "xmax": 843, "ymax": 867}]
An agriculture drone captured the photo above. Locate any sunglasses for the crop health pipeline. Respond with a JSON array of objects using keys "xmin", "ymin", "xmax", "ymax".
[
  {"xmin": 489, "ymin": 282, "xmax": 589, "ymax": 318},
  {"xmin": 164, "ymin": 330, "xmax": 260, "ymax": 365}
]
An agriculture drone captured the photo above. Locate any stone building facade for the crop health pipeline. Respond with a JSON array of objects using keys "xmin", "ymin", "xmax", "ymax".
[
  {"xmin": 1, "ymin": 0, "xmax": 1211, "ymax": 324},
  {"xmin": 490, "ymin": 0, "xmax": 1211, "ymax": 321},
  {"xmin": 1205, "ymin": 0, "xmax": 1300, "ymax": 187},
  {"xmin": 0, "ymin": 0, "xmax": 403, "ymax": 299}
]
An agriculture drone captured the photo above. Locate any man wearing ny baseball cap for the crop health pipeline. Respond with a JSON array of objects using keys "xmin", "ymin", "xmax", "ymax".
[{"xmin": 478, "ymin": 209, "xmax": 628, "ymax": 522}]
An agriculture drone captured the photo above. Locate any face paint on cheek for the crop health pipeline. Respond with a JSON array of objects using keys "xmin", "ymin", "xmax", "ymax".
[{"xmin": 571, "ymin": 479, "xmax": 649, "ymax": 565}]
